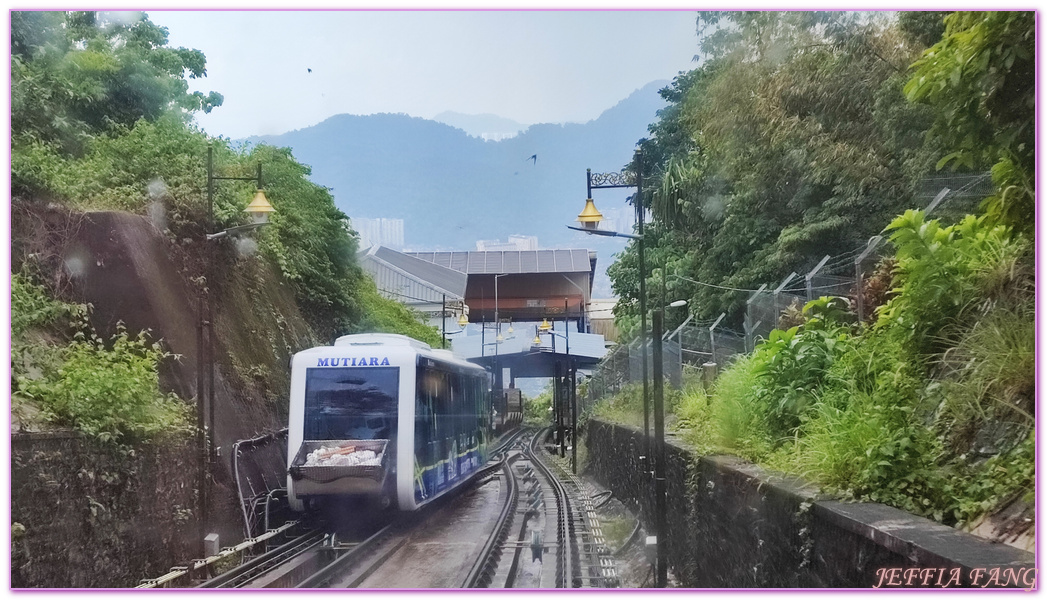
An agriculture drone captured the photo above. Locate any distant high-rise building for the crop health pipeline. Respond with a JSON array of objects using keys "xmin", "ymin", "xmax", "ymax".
[
  {"xmin": 354, "ymin": 217, "xmax": 405, "ymax": 250},
  {"xmin": 597, "ymin": 206, "xmax": 637, "ymax": 235},
  {"xmin": 475, "ymin": 235, "xmax": 538, "ymax": 251}
]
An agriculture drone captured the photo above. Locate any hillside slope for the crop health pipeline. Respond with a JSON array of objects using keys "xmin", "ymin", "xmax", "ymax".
[{"xmin": 249, "ymin": 80, "xmax": 669, "ymax": 251}]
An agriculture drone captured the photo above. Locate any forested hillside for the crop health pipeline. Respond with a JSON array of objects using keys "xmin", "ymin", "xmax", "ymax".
[
  {"xmin": 11, "ymin": 11, "xmax": 440, "ymax": 443},
  {"xmin": 247, "ymin": 81, "xmax": 669, "ymax": 250},
  {"xmin": 595, "ymin": 11, "xmax": 1034, "ymax": 538}
]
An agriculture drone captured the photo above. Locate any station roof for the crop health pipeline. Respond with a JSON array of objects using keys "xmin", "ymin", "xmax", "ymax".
[
  {"xmin": 407, "ymin": 249, "xmax": 595, "ymax": 275},
  {"xmin": 358, "ymin": 245, "xmax": 467, "ymax": 303},
  {"xmin": 453, "ymin": 326, "xmax": 607, "ymax": 377}
]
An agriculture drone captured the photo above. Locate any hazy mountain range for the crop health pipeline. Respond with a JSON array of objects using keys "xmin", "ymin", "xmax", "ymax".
[
  {"xmin": 431, "ymin": 111, "xmax": 529, "ymax": 140},
  {"xmin": 248, "ymin": 80, "xmax": 670, "ymax": 296}
]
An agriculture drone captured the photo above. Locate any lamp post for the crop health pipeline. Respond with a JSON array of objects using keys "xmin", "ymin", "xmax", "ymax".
[
  {"xmin": 569, "ymin": 150, "xmax": 651, "ymax": 471},
  {"xmin": 494, "ymin": 273, "xmax": 509, "ymax": 393},
  {"xmin": 652, "ymin": 299, "xmax": 686, "ymax": 588},
  {"xmin": 537, "ymin": 317, "xmax": 571, "ymax": 463},
  {"xmin": 198, "ymin": 143, "xmax": 274, "ymax": 554}
]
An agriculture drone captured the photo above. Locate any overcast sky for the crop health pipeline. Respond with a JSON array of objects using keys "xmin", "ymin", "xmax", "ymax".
[{"xmin": 146, "ymin": 10, "xmax": 700, "ymax": 139}]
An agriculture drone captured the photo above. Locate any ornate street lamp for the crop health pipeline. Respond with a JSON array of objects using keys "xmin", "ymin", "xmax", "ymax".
[
  {"xmin": 567, "ymin": 150, "xmax": 651, "ymax": 466},
  {"xmin": 197, "ymin": 143, "xmax": 275, "ymax": 555},
  {"xmin": 569, "ymin": 149, "xmax": 680, "ymax": 586}
]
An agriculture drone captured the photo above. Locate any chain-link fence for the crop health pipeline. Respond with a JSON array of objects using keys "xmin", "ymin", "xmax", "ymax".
[
  {"xmin": 583, "ymin": 174, "xmax": 990, "ymax": 399},
  {"xmin": 583, "ymin": 337, "xmax": 684, "ymax": 408}
]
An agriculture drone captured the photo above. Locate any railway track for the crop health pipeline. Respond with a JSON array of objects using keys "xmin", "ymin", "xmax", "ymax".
[
  {"xmin": 146, "ymin": 426, "xmax": 613, "ymax": 589},
  {"xmin": 463, "ymin": 427, "xmax": 619, "ymax": 589}
]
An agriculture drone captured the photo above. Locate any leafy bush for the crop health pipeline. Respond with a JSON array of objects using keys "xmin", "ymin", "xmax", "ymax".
[
  {"xmin": 11, "ymin": 272, "xmax": 86, "ymax": 338},
  {"xmin": 701, "ymin": 354, "xmax": 774, "ymax": 461},
  {"xmin": 747, "ymin": 298, "xmax": 852, "ymax": 438},
  {"xmin": 937, "ymin": 303, "xmax": 1034, "ymax": 451},
  {"xmin": 524, "ymin": 388, "xmax": 552, "ymax": 426},
  {"xmin": 878, "ymin": 210, "xmax": 1021, "ymax": 352},
  {"xmin": 17, "ymin": 325, "xmax": 191, "ymax": 443},
  {"xmin": 352, "ymin": 275, "xmax": 443, "ymax": 348}
]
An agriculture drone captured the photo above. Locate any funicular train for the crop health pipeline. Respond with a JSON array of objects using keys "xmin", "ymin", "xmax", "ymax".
[
  {"xmin": 286, "ymin": 334, "xmax": 491, "ymax": 512},
  {"xmin": 493, "ymin": 386, "xmax": 523, "ymax": 432}
]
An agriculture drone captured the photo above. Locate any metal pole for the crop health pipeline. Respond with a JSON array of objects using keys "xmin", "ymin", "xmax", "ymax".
[
  {"xmin": 805, "ymin": 255, "xmax": 831, "ymax": 302},
  {"xmin": 207, "ymin": 144, "xmax": 214, "ymax": 227},
  {"xmin": 571, "ymin": 359, "xmax": 577, "ymax": 474},
  {"xmin": 564, "ymin": 297, "xmax": 569, "ymax": 361},
  {"xmin": 442, "ymin": 295, "xmax": 447, "ymax": 349},
  {"xmin": 559, "ymin": 357, "xmax": 566, "ymax": 458},
  {"xmin": 709, "ymin": 312, "xmax": 725, "ymax": 368},
  {"xmin": 554, "ymin": 360, "xmax": 562, "ymax": 455},
  {"xmin": 772, "ymin": 272, "xmax": 798, "ymax": 329},
  {"xmin": 203, "ymin": 144, "xmax": 215, "ymax": 547},
  {"xmin": 855, "ymin": 236, "xmax": 883, "ymax": 323},
  {"xmin": 637, "ymin": 221, "xmax": 650, "ymax": 472},
  {"xmin": 494, "ymin": 275, "xmax": 501, "ymax": 392},
  {"xmin": 195, "ymin": 296, "xmax": 206, "ymax": 555},
  {"xmin": 652, "ymin": 308, "xmax": 667, "ymax": 588}
]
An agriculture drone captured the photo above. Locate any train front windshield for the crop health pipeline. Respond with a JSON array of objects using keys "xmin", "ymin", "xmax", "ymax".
[{"xmin": 303, "ymin": 367, "xmax": 399, "ymax": 440}]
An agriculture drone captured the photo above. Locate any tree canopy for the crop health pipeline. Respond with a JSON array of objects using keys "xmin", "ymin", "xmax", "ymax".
[
  {"xmin": 610, "ymin": 11, "xmax": 1033, "ymax": 334},
  {"xmin": 11, "ymin": 11, "xmax": 222, "ymax": 157},
  {"xmin": 904, "ymin": 11, "xmax": 1034, "ymax": 232},
  {"xmin": 11, "ymin": 10, "xmax": 440, "ymax": 350}
]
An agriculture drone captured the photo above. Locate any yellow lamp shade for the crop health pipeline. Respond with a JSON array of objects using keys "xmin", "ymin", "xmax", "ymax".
[
  {"xmin": 539, "ymin": 318, "xmax": 552, "ymax": 332},
  {"xmin": 532, "ymin": 334, "xmax": 542, "ymax": 347},
  {"xmin": 244, "ymin": 189, "xmax": 276, "ymax": 224},
  {"xmin": 577, "ymin": 197, "xmax": 603, "ymax": 230},
  {"xmin": 457, "ymin": 313, "xmax": 469, "ymax": 327}
]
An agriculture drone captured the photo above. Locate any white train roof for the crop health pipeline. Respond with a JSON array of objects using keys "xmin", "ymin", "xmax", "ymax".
[{"xmin": 334, "ymin": 333, "xmax": 432, "ymax": 350}]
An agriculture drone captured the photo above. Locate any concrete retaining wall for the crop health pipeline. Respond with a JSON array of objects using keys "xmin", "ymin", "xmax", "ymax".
[
  {"xmin": 586, "ymin": 420, "xmax": 1035, "ymax": 588},
  {"xmin": 11, "ymin": 431, "xmax": 198, "ymax": 588}
]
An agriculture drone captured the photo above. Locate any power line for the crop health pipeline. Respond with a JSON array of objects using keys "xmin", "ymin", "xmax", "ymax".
[
  {"xmin": 378, "ymin": 287, "xmax": 464, "ymax": 307},
  {"xmin": 670, "ymin": 273, "xmax": 767, "ymax": 294}
]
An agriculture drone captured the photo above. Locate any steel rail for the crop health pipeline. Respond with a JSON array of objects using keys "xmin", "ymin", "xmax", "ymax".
[
  {"xmin": 136, "ymin": 519, "xmax": 303, "ymax": 588},
  {"xmin": 462, "ymin": 454, "xmax": 519, "ymax": 587},
  {"xmin": 526, "ymin": 428, "xmax": 577, "ymax": 588},
  {"xmin": 539, "ymin": 440, "xmax": 620, "ymax": 588},
  {"xmin": 295, "ymin": 522, "xmax": 398, "ymax": 588},
  {"xmin": 197, "ymin": 529, "xmax": 325, "ymax": 588}
]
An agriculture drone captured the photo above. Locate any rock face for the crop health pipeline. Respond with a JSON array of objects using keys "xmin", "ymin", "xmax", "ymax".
[
  {"xmin": 585, "ymin": 420, "xmax": 1035, "ymax": 588},
  {"xmin": 11, "ymin": 205, "xmax": 318, "ymax": 586},
  {"xmin": 14, "ymin": 206, "xmax": 316, "ymax": 471}
]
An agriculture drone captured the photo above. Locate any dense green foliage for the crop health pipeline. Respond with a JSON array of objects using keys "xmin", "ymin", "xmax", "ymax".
[
  {"xmin": 904, "ymin": 11, "xmax": 1034, "ymax": 232},
  {"xmin": 19, "ymin": 326, "xmax": 192, "ymax": 444},
  {"xmin": 11, "ymin": 10, "xmax": 449, "ymax": 451},
  {"xmin": 11, "ymin": 272, "xmax": 87, "ymax": 338},
  {"xmin": 594, "ymin": 11, "xmax": 1034, "ymax": 531},
  {"xmin": 610, "ymin": 12, "xmax": 947, "ymax": 332},
  {"xmin": 355, "ymin": 277, "xmax": 443, "ymax": 348},
  {"xmin": 12, "ymin": 11, "xmax": 221, "ymax": 160},
  {"xmin": 12, "ymin": 10, "xmax": 439, "ymax": 348},
  {"xmin": 600, "ymin": 209, "xmax": 1034, "ymax": 526},
  {"xmin": 524, "ymin": 388, "xmax": 553, "ymax": 426},
  {"xmin": 13, "ymin": 275, "xmax": 190, "ymax": 443}
]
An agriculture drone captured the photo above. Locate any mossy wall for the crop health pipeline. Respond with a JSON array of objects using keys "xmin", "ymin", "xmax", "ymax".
[
  {"xmin": 11, "ymin": 432, "xmax": 199, "ymax": 588},
  {"xmin": 585, "ymin": 420, "xmax": 1034, "ymax": 588}
]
